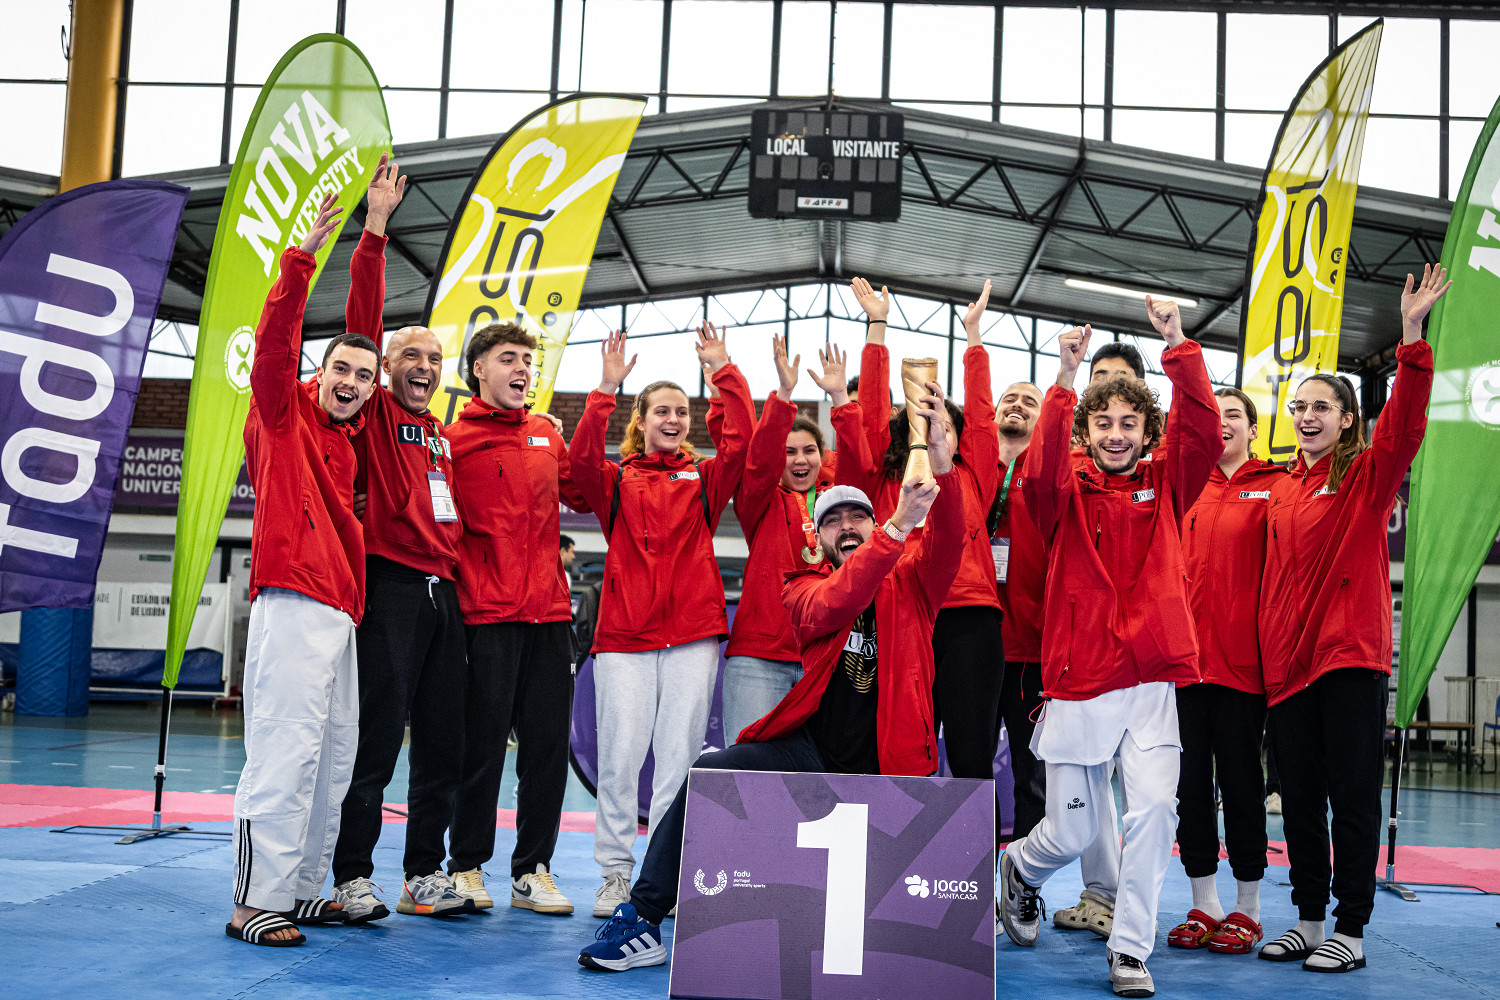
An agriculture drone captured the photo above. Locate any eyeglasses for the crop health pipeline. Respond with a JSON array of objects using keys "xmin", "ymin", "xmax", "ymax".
[{"xmin": 1286, "ymin": 399, "xmax": 1344, "ymax": 417}]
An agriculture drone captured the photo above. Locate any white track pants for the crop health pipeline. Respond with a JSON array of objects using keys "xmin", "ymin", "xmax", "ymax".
[
  {"xmin": 1079, "ymin": 758, "xmax": 1122, "ymax": 901},
  {"xmin": 593, "ymin": 638, "xmax": 719, "ymax": 875},
  {"xmin": 233, "ymin": 588, "xmax": 359, "ymax": 912},
  {"xmin": 1011, "ymin": 737, "xmax": 1179, "ymax": 961}
]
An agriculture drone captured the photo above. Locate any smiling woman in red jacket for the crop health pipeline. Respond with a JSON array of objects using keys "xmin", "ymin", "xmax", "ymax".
[
  {"xmin": 1167, "ymin": 386, "xmax": 1285, "ymax": 956},
  {"xmin": 1255, "ymin": 265, "xmax": 1448, "ymax": 975},
  {"xmin": 569, "ymin": 323, "xmax": 754, "ymax": 918}
]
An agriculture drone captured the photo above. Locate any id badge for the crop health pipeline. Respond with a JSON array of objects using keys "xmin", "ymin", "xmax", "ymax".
[
  {"xmin": 427, "ymin": 471, "xmax": 458, "ymax": 522},
  {"xmin": 991, "ymin": 537, "xmax": 1010, "ymax": 584}
]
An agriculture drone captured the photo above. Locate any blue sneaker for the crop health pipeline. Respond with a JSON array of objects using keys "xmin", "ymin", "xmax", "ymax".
[{"xmin": 578, "ymin": 903, "xmax": 667, "ymax": 972}]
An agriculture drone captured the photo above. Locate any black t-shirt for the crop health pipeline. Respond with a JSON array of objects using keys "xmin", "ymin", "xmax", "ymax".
[{"xmin": 807, "ymin": 603, "xmax": 880, "ymax": 775}]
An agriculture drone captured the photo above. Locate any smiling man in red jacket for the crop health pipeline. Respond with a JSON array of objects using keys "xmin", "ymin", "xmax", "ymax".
[
  {"xmin": 577, "ymin": 379, "xmax": 962, "ymax": 973},
  {"xmin": 442, "ymin": 320, "xmax": 587, "ymax": 918},
  {"xmin": 228, "ymin": 195, "xmax": 379, "ymax": 948},
  {"xmin": 326, "ymin": 158, "xmax": 475, "ymax": 924},
  {"xmin": 997, "ymin": 299, "xmax": 1222, "ymax": 1000}
]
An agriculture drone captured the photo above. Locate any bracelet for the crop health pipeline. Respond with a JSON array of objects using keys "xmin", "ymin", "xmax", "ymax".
[
  {"xmin": 865, "ymin": 318, "xmax": 887, "ymax": 327},
  {"xmin": 883, "ymin": 520, "xmax": 909, "ymax": 543}
]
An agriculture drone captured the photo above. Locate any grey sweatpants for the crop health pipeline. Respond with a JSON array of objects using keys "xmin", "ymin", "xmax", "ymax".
[
  {"xmin": 592, "ymin": 638, "xmax": 719, "ymax": 875},
  {"xmin": 232, "ymin": 588, "xmax": 359, "ymax": 912}
]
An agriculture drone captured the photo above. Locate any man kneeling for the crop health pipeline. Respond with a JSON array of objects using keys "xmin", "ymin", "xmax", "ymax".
[{"xmin": 578, "ymin": 382, "xmax": 963, "ymax": 972}]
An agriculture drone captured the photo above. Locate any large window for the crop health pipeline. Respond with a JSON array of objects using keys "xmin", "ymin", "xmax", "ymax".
[{"xmin": 4, "ymin": 3, "xmax": 1495, "ymax": 199}]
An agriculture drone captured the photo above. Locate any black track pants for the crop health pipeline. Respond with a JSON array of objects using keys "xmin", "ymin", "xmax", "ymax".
[
  {"xmin": 1175, "ymin": 682, "xmax": 1268, "ymax": 883},
  {"xmin": 1267, "ymin": 667, "xmax": 1388, "ymax": 937},
  {"xmin": 932, "ymin": 605, "xmax": 1006, "ymax": 851},
  {"xmin": 333, "ymin": 557, "xmax": 467, "ymax": 884},
  {"xmin": 1001, "ymin": 660, "xmax": 1047, "ymax": 840},
  {"xmin": 447, "ymin": 621, "xmax": 574, "ymax": 879}
]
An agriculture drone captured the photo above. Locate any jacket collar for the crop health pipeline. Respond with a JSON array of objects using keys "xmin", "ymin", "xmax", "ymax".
[
  {"xmin": 1210, "ymin": 456, "xmax": 1283, "ymax": 485},
  {"xmin": 622, "ymin": 448, "xmax": 697, "ymax": 470},
  {"xmin": 459, "ymin": 394, "xmax": 530, "ymax": 425}
]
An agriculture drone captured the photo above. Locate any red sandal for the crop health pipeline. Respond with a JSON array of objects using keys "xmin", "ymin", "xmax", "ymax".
[
  {"xmin": 1167, "ymin": 909, "xmax": 1221, "ymax": 949},
  {"xmin": 1206, "ymin": 912, "xmax": 1263, "ymax": 954}
]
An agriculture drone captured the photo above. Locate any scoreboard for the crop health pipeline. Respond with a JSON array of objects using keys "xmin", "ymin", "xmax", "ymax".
[{"xmin": 748, "ymin": 109, "xmax": 904, "ymax": 222}]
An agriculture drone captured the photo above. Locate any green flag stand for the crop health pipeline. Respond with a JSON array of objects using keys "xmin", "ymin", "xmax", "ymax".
[
  {"xmin": 51, "ymin": 686, "xmax": 232, "ymax": 845},
  {"xmin": 1377, "ymin": 727, "xmax": 1493, "ymax": 901}
]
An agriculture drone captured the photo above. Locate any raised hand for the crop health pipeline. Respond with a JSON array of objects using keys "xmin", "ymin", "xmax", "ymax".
[
  {"xmin": 807, "ymin": 344, "xmax": 849, "ymax": 406},
  {"xmin": 364, "ymin": 152, "xmax": 407, "ymax": 235},
  {"xmin": 850, "ymin": 276, "xmax": 890, "ymax": 340},
  {"xmin": 963, "ymin": 279, "xmax": 992, "ymax": 344},
  {"xmin": 915, "ymin": 379, "xmax": 953, "ymax": 475},
  {"xmin": 1143, "ymin": 295, "xmax": 1184, "ymax": 347},
  {"xmin": 701, "ymin": 361, "xmax": 720, "ymax": 399},
  {"xmin": 1400, "ymin": 263, "xmax": 1452, "ymax": 343},
  {"xmin": 599, "ymin": 328, "xmax": 637, "ymax": 394},
  {"xmin": 298, "ymin": 192, "xmax": 343, "ymax": 255},
  {"xmin": 1056, "ymin": 324, "xmax": 1093, "ymax": 388},
  {"xmin": 695, "ymin": 321, "xmax": 731, "ymax": 372},
  {"xmin": 772, "ymin": 335, "xmax": 801, "ymax": 401},
  {"xmin": 891, "ymin": 474, "xmax": 940, "ymax": 534}
]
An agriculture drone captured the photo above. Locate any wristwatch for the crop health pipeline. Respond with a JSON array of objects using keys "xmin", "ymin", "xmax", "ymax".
[{"xmin": 883, "ymin": 520, "xmax": 909, "ymax": 543}]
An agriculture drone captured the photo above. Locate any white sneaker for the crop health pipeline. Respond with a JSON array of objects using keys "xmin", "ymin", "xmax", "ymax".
[
  {"xmin": 397, "ymin": 871, "xmax": 477, "ymax": 917},
  {"xmin": 1107, "ymin": 948, "xmax": 1155, "ymax": 998},
  {"xmin": 998, "ymin": 850, "xmax": 1043, "ymax": 947},
  {"xmin": 593, "ymin": 871, "xmax": 631, "ymax": 918},
  {"xmin": 332, "ymin": 877, "xmax": 389, "ymax": 924},
  {"xmin": 1054, "ymin": 889, "xmax": 1114, "ymax": 938},
  {"xmin": 512, "ymin": 863, "xmax": 574, "ymax": 914},
  {"xmin": 451, "ymin": 868, "xmax": 494, "ymax": 909}
]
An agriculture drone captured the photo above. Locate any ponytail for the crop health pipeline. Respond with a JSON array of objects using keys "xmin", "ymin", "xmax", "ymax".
[
  {"xmin": 1299, "ymin": 373, "xmax": 1366, "ymax": 491},
  {"xmin": 619, "ymin": 381, "xmax": 700, "ymax": 459}
]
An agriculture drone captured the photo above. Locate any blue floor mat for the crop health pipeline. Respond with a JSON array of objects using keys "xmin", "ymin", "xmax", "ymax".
[{"xmin": 3, "ymin": 820, "xmax": 1497, "ymax": 1000}]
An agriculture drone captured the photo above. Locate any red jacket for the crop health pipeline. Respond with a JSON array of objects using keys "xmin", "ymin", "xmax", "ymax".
[
  {"xmin": 1260, "ymin": 340, "xmax": 1433, "ymax": 707},
  {"xmin": 243, "ymin": 248, "xmax": 366, "ymax": 622},
  {"xmin": 341, "ymin": 228, "xmax": 463, "ymax": 579},
  {"xmin": 839, "ymin": 344, "xmax": 1001, "ymax": 610},
  {"xmin": 1024, "ymin": 341, "xmax": 1222, "ymax": 700},
  {"xmin": 447, "ymin": 397, "xmax": 587, "ymax": 624},
  {"xmin": 1181, "ymin": 459, "xmax": 1285, "ymax": 694},
  {"xmin": 570, "ymin": 365, "xmax": 755, "ymax": 653},
  {"xmin": 739, "ymin": 468, "xmax": 965, "ymax": 774},
  {"xmin": 991, "ymin": 449, "xmax": 1047, "ymax": 662},
  {"xmin": 716, "ymin": 395, "xmax": 871, "ymax": 663}
]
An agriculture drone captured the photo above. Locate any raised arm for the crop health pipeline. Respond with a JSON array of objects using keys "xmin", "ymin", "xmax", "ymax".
[
  {"xmin": 1024, "ymin": 325, "xmax": 1090, "ymax": 542},
  {"xmin": 810, "ymin": 344, "xmax": 870, "ymax": 476},
  {"xmin": 1361, "ymin": 265, "xmax": 1445, "ymax": 508},
  {"xmin": 703, "ymin": 362, "xmax": 725, "ymax": 448},
  {"xmin": 784, "ymin": 530, "xmax": 904, "ymax": 641},
  {"xmin": 697, "ymin": 322, "xmax": 755, "ymax": 518},
  {"xmin": 907, "ymin": 379, "xmax": 964, "ymax": 606},
  {"xmin": 570, "ymin": 328, "xmax": 635, "ymax": 522},
  {"xmin": 345, "ymin": 153, "xmax": 404, "ymax": 347},
  {"xmin": 1143, "ymin": 296, "xmax": 1222, "ymax": 514},
  {"xmin": 958, "ymin": 288, "xmax": 1000, "ymax": 506},
  {"xmin": 738, "ymin": 391, "xmax": 798, "ymax": 533},
  {"xmin": 851, "ymin": 277, "xmax": 893, "ymax": 461},
  {"xmin": 251, "ymin": 194, "xmax": 342, "ymax": 428}
]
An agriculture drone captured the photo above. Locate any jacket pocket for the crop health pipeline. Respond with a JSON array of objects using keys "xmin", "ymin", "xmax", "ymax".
[{"xmin": 1063, "ymin": 588, "xmax": 1114, "ymax": 676}]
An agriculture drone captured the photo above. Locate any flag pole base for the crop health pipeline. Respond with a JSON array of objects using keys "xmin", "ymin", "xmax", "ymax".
[
  {"xmin": 1377, "ymin": 876, "xmax": 1496, "ymax": 902},
  {"xmin": 50, "ymin": 824, "xmax": 231, "ymax": 845}
]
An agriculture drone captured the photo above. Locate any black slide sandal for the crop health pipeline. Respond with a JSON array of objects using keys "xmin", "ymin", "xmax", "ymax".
[
  {"xmin": 225, "ymin": 911, "xmax": 306, "ymax": 947},
  {"xmin": 1303, "ymin": 938, "xmax": 1367, "ymax": 973},
  {"xmin": 1259, "ymin": 928, "xmax": 1315, "ymax": 962},
  {"xmin": 279, "ymin": 898, "xmax": 347, "ymax": 925}
]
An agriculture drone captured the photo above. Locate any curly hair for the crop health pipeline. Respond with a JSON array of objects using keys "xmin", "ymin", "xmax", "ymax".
[
  {"xmin": 1072, "ymin": 377, "xmax": 1165, "ymax": 457},
  {"xmin": 464, "ymin": 321, "xmax": 538, "ymax": 394},
  {"xmin": 620, "ymin": 380, "xmax": 700, "ymax": 459},
  {"xmin": 882, "ymin": 401, "xmax": 964, "ymax": 481}
]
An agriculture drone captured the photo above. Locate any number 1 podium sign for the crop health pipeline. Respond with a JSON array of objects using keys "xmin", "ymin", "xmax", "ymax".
[{"xmin": 668, "ymin": 770, "xmax": 995, "ymax": 1000}]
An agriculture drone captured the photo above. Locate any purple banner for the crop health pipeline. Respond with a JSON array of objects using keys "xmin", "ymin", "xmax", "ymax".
[
  {"xmin": 0, "ymin": 180, "xmax": 188, "ymax": 611},
  {"xmin": 115, "ymin": 433, "xmax": 255, "ymax": 513},
  {"xmin": 670, "ymin": 770, "xmax": 995, "ymax": 1000}
]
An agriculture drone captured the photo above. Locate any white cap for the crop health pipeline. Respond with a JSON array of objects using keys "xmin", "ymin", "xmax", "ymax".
[{"xmin": 813, "ymin": 485, "xmax": 875, "ymax": 528}]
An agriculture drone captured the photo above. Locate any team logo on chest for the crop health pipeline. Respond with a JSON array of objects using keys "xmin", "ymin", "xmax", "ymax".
[
  {"xmin": 1239, "ymin": 490, "xmax": 1271, "ymax": 499},
  {"xmin": 1131, "ymin": 488, "xmax": 1156, "ymax": 503}
]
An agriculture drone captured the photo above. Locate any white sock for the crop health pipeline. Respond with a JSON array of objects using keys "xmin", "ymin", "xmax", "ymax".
[
  {"xmin": 1305, "ymin": 930, "xmax": 1362, "ymax": 967},
  {"xmin": 1294, "ymin": 918, "xmax": 1326, "ymax": 947},
  {"xmin": 1234, "ymin": 879, "xmax": 1260, "ymax": 923},
  {"xmin": 1189, "ymin": 875, "xmax": 1224, "ymax": 922}
]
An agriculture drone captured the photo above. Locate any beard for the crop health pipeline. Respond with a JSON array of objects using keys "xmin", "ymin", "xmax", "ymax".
[
  {"xmin": 999, "ymin": 420, "xmax": 1028, "ymax": 440},
  {"xmin": 821, "ymin": 529, "xmax": 864, "ymax": 567}
]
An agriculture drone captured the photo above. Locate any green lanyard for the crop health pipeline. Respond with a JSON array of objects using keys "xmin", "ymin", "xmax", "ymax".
[{"xmin": 998, "ymin": 462, "xmax": 1017, "ymax": 506}]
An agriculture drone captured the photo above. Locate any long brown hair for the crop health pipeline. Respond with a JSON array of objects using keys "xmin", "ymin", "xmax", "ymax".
[
  {"xmin": 1298, "ymin": 373, "xmax": 1365, "ymax": 490},
  {"xmin": 620, "ymin": 380, "xmax": 700, "ymax": 459}
]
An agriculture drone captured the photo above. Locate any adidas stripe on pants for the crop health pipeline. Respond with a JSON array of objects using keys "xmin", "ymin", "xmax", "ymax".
[{"xmin": 232, "ymin": 588, "xmax": 359, "ymax": 913}]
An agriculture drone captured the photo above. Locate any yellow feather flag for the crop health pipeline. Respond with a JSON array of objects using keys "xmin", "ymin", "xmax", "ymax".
[
  {"xmin": 424, "ymin": 94, "xmax": 646, "ymax": 421},
  {"xmin": 1238, "ymin": 20, "xmax": 1382, "ymax": 460}
]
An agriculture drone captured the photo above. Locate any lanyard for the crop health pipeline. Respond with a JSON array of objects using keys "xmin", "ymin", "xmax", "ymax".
[{"xmin": 998, "ymin": 461, "xmax": 1017, "ymax": 506}]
